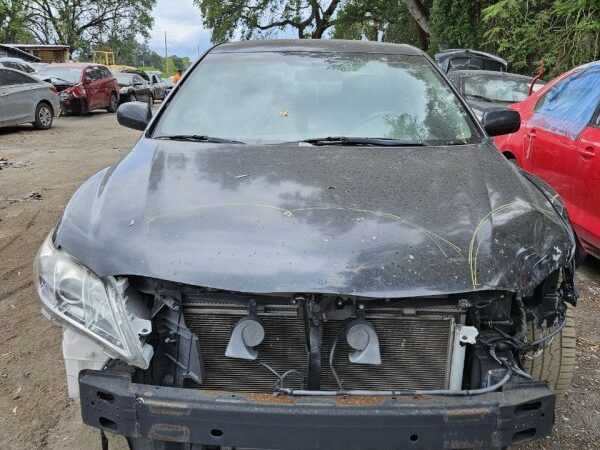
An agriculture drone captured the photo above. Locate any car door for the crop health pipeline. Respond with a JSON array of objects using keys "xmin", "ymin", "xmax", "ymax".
[
  {"xmin": 526, "ymin": 70, "xmax": 599, "ymax": 207},
  {"xmin": 0, "ymin": 69, "xmax": 37, "ymax": 125},
  {"xmin": 571, "ymin": 105, "xmax": 600, "ymax": 252},
  {"xmin": 134, "ymin": 75, "xmax": 151, "ymax": 102},
  {"xmin": 99, "ymin": 66, "xmax": 113, "ymax": 106},
  {"xmin": 84, "ymin": 66, "xmax": 102, "ymax": 110}
]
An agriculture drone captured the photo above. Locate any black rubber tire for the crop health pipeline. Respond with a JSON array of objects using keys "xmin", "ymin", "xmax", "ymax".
[
  {"xmin": 522, "ymin": 307, "xmax": 576, "ymax": 397},
  {"xmin": 107, "ymin": 92, "xmax": 118, "ymax": 113},
  {"xmin": 71, "ymin": 98, "xmax": 87, "ymax": 116},
  {"xmin": 33, "ymin": 102, "xmax": 53, "ymax": 129}
]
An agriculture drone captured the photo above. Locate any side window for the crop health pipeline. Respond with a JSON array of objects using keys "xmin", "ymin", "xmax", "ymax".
[
  {"xmin": 4, "ymin": 61, "xmax": 21, "ymax": 71},
  {"xmin": 530, "ymin": 68, "xmax": 600, "ymax": 138},
  {"xmin": 99, "ymin": 67, "xmax": 112, "ymax": 78},
  {"xmin": 86, "ymin": 67, "xmax": 100, "ymax": 80},
  {"xmin": 1, "ymin": 70, "xmax": 35, "ymax": 85}
]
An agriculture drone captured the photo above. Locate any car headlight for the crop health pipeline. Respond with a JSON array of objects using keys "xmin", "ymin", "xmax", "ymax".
[
  {"xmin": 119, "ymin": 87, "xmax": 128, "ymax": 94},
  {"xmin": 34, "ymin": 233, "xmax": 153, "ymax": 368},
  {"xmin": 58, "ymin": 92, "xmax": 70, "ymax": 100}
]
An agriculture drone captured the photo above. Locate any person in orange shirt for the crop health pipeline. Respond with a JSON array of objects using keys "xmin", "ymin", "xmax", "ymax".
[{"xmin": 173, "ymin": 70, "xmax": 183, "ymax": 83}]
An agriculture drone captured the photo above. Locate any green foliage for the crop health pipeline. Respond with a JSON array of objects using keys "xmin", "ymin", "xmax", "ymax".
[
  {"xmin": 482, "ymin": 0, "xmax": 599, "ymax": 77},
  {"xmin": 429, "ymin": 0, "xmax": 487, "ymax": 53},
  {"xmin": 0, "ymin": 0, "xmax": 33, "ymax": 42},
  {"xmin": 17, "ymin": 0, "xmax": 156, "ymax": 57},
  {"xmin": 194, "ymin": 0, "xmax": 343, "ymax": 42},
  {"xmin": 333, "ymin": 0, "xmax": 429, "ymax": 48}
]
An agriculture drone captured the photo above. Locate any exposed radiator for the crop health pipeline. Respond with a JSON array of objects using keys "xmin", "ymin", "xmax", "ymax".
[{"xmin": 183, "ymin": 299, "xmax": 461, "ymax": 393}]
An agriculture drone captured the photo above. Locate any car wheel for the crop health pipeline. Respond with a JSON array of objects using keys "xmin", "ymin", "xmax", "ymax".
[
  {"xmin": 129, "ymin": 93, "xmax": 137, "ymax": 103},
  {"xmin": 33, "ymin": 103, "xmax": 53, "ymax": 130},
  {"xmin": 522, "ymin": 306, "xmax": 576, "ymax": 397},
  {"xmin": 106, "ymin": 93, "xmax": 118, "ymax": 113}
]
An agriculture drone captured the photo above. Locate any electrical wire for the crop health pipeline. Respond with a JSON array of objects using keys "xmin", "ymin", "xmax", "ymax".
[{"xmin": 256, "ymin": 360, "xmax": 305, "ymax": 391}]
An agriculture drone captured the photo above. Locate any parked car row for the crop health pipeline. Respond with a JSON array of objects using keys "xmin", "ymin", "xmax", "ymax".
[
  {"xmin": 1, "ymin": 58, "xmax": 172, "ymax": 129},
  {"xmin": 436, "ymin": 49, "xmax": 600, "ymax": 259}
]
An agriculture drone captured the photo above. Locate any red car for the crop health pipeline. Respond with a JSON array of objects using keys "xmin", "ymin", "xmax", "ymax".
[
  {"xmin": 38, "ymin": 63, "xmax": 119, "ymax": 115},
  {"xmin": 495, "ymin": 61, "xmax": 600, "ymax": 257}
]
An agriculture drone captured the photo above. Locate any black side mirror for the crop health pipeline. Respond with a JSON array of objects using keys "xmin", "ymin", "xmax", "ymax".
[
  {"xmin": 482, "ymin": 108, "xmax": 521, "ymax": 137},
  {"xmin": 117, "ymin": 101, "xmax": 152, "ymax": 131}
]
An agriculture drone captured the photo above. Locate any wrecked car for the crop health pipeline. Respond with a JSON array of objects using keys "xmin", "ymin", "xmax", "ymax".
[
  {"xmin": 494, "ymin": 60, "xmax": 600, "ymax": 259},
  {"xmin": 35, "ymin": 40, "xmax": 580, "ymax": 450},
  {"xmin": 447, "ymin": 69, "xmax": 545, "ymax": 121},
  {"xmin": 38, "ymin": 63, "xmax": 119, "ymax": 115},
  {"xmin": 115, "ymin": 72, "xmax": 154, "ymax": 105},
  {"xmin": 435, "ymin": 49, "xmax": 508, "ymax": 74}
]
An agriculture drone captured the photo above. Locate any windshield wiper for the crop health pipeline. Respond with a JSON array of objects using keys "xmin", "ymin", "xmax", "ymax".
[
  {"xmin": 465, "ymin": 93, "xmax": 494, "ymax": 103},
  {"xmin": 291, "ymin": 136, "xmax": 425, "ymax": 147},
  {"xmin": 155, "ymin": 135, "xmax": 246, "ymax": 144}
]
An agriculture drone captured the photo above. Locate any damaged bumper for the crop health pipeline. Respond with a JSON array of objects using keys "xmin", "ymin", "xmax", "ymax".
[{"xmin": 80, "ymin": 370, "xmax": 555, "ymax": 450}]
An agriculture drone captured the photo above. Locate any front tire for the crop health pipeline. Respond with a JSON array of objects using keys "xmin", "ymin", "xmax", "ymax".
[
  {"xmin": 522, "ymin": 307, "xmax": 576, "ymax": 397},
  {"xmin": 107, "ymin": 92, "xmax": 118, "ymax": 113},
  {"xmin": 33, "ymin": 103, "xmax": 53, "ymax": 130}
]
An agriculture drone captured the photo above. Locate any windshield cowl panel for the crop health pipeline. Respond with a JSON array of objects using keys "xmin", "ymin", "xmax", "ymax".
[{"xmin": 152, "ymin": 52, "xmax": 482, "ymax": 147}]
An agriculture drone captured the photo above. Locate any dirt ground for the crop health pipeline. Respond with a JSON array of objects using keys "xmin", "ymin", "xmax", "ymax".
[{"xmin": 0, "ymin": 111, "xmax": 599, "ymax": 450}]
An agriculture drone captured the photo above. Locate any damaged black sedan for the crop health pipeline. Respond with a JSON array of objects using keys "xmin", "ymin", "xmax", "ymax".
[{"xmin": 34, "ymin": 40, "xmax": 580, "ymax": 450}]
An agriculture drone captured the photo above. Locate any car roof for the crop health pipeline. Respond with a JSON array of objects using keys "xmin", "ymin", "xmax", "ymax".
[
  {"xmin": 0, "ymin": 57, "xmax": 32, "ymax": 63},
  {"xmin": 451, "ymin": 69, "xmax": 541, "ymax": 82},
  {"xmin": 212, "ymin": 39, "xmax": 424, "ymax": 56},
  {"xmin": 43, "ymin": 63, "xmax": 102, "ymax": 69}
]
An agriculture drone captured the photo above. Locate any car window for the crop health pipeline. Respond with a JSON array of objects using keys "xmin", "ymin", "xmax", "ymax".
[
  {"xmin": 99, "ymin": 67, "xmax": 112, "ymax": 78},
  {"xmin": 531, "ymin": 65, "xmax": 600, "ymax": 138},
  {"xmin": 86, "ymin": 67, "xmax": 101, "ymax": 80},
  {"xmin": 154, "ymin": 52, "xmax": 480, "ymax": 146},
  {"xmin": 0, "ymin": 69, "xmax": 35, "ymax": 86},
  {"xmin": 463, "ymin": 74, "xmax": 542, "ymax": 103}
]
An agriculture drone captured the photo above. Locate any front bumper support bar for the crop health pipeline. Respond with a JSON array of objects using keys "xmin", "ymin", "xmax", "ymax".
[{"xmin": 79, "ymin": 370, "xmax": 555, "ymax": 450}]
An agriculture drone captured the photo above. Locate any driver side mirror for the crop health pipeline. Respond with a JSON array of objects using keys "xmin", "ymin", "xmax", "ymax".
[
  {"xmin": 482, "ymin": 108, "xmax": 521, "ymax": 137},
  {"xmin": 117, "ymin": 101, "xmax": 152, "ymax": 131},
  {"xmin": 84, "ymin": 76, "xmax": 93, "ymax": 85}
]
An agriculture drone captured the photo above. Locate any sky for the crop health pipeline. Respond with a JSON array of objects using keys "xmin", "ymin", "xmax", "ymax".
[{"xmin": 148, "ymin": 0, "xmax": 212, "ymax": 60}]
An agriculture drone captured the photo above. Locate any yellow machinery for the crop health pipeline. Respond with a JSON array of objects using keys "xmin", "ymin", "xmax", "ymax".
[{"xmin": 92, "ymin": 50, "xmax": 116, "ymax": 66}]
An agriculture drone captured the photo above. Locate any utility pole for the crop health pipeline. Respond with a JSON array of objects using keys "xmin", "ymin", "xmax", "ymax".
[{"xmin": 164, "ymin": 30, "xmax": 168, "ymax": 74}]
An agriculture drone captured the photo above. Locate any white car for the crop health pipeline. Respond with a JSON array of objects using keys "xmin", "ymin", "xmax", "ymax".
[{"xmin": 0, "ymin": 67, "xmax": 61, "ymax": 130}]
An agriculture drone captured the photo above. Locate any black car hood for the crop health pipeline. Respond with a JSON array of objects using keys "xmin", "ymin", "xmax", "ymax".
[{"xmin": 54, "ymin": 140, "xmax": 575, "ymax": 297}]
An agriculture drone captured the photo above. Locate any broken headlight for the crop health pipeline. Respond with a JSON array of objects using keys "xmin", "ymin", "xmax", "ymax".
[{"xmin": 34, "ymin": 233, "xmax": 153, "ymax": 368}]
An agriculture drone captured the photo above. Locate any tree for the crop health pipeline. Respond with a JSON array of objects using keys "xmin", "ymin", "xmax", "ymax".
[
  {"xmin": 23, "ymin": 0, "xmax": 156, "ymax": 57},
  {"xmin": 483, "ymin": 0, "xmax": 599, "ymax": 77},
  {"xmin": 429, "ymin": 0, "xmax": 487, "ymax": 52},
  {"xmin": 0, "ymin": 0, "xmax": 33, "ymax": 42},
  {"xmin": 194, "ymin": 0, "xmax": 343, "ymax": 42},
  {"xmin": 333, "ymin": 0, "xmax": 430, "ymax": 48}
]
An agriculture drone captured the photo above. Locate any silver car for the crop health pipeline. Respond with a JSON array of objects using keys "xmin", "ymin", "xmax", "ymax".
[{"xmin": 0, "ymin": 67, "xmax": 60, "ymax": 130}]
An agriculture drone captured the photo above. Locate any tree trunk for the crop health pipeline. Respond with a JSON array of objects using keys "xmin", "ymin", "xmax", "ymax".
[{"xmin": 402, "ymin": 0, "xmax": 431, "ymax": 36}]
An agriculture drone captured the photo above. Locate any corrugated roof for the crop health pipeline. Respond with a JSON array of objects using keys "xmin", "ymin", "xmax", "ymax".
[{"xmin": 0, "ymin": 44, "xmax": 40, "ymax": 61}]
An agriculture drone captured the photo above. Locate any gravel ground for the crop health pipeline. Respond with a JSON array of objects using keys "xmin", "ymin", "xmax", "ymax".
[{"xmin": 0, "ymin": 111, "xmax": 598, "ymax": 450}]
